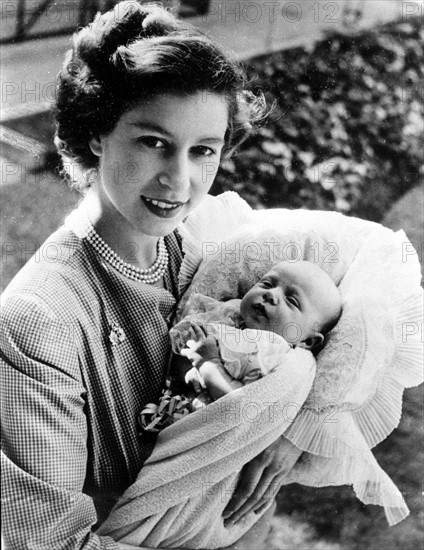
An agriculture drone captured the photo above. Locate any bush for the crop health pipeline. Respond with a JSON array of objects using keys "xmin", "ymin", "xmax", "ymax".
[
  {"xmin": 211, "ymin": 17, "xmax": 423, "ymax": 223},
  {"xmin": 213, "ymin": 16, "xmax": 424, "ymax": 549}
]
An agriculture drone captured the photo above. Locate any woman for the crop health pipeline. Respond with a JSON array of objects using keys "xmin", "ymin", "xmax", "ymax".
[{"xmin": 1, "ymin": 3, "xmax": 301, "ymax": 549}]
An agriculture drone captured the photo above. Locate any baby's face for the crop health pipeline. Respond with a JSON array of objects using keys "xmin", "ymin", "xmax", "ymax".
[{"xmin": 240, "ymin": 261, "xmax": 341, "ymax": 345}]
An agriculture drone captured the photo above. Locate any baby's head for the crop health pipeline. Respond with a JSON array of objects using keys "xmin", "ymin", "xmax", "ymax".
[{"xmin": 240, "ymin": 261, "xmax": 342, "ymax": 350}]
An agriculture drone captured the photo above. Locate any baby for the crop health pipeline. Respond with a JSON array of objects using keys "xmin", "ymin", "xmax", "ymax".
[{"xmin": 170, "ymin": 260, "xmax": 342, "ymax": 404}]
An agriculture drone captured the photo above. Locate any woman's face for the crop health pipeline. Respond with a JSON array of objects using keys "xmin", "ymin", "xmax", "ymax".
[{"xmin": 89, "ymin": 92, "xmax": 228, "ymax": 237}]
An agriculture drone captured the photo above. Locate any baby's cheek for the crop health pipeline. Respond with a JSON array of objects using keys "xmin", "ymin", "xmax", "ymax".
[
  {"xmin": 239, "ymin": 297, "xmax": 247, "ymax": 318},
  {"xmin": 239, "ymin": 294, "xmax": 255, "ymax": 320}
]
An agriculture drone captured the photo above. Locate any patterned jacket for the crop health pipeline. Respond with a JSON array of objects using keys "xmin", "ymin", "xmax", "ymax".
[{"xmin": 1, "ymin": 206, "xmax": 183, "ymax": 550}]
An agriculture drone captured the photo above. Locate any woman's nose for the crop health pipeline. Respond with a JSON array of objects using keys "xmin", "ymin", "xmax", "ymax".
[{"xmin": 159, "ymin": 153, "xmax": 190, "ymax": 193}]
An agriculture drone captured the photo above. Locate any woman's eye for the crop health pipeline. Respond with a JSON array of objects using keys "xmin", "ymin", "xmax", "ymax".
[
  {"xmin": 191, "ymin": 146, "xmax": 216, "ymax": 157},
  {"xmin": 136, "ymin": 136, "xmax": 167, "ymax": 149}
]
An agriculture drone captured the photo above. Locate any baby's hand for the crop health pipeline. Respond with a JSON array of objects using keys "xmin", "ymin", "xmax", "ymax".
[
  {"xmin": 180, "ymin": 331, "xmax": 221, "ymax": 369},
  {"xmin": 170, "ymin": 321, "xmax": 207, "ymax": 354},
  {"xmin": 184, "ymin": 366, "xmax": 206, "ymax": 394},
  {"xmin": 191, "ymin": 391, "xmax": 213, "ymax": 411}
]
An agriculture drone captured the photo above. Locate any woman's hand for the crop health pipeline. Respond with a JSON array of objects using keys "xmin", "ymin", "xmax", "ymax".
[
  {"xmin": 222, "ymin": 501, "xmax": 276, "ymax": 550},
  {"xmin": 118, "ymin": 544, "xmax": 150, "ymax": 549},
  {"xmin": 117, "ymin": 545, "xmax": 187, "ymax": 550},
  {"xmin": 223, "ymin": 437, "xmax": 302, "ymax": 526}
]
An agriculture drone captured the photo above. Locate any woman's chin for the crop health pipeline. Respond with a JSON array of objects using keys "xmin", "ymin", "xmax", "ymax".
[
  {"xmin": 132, "ymin": 203, "xmax": 189, "ymax": 237},
  {"xmin": 134, "ymin": 215, "xmax": 184, "ymax": 238}
]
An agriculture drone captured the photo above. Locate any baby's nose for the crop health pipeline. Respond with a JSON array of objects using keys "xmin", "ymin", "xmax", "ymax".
[{"xmin": 264, "ymin": 289, "xmax": 279, "ymax": 305}]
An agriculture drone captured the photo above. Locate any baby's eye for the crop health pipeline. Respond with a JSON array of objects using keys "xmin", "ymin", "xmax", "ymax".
[
  {"xmin": 260, "ymin": 280, "xmax": 272, "ymax": 288},
  {"xmin": 136, "ymin": 136, "xmax": 167, "ymax": 149},
  {"xmin": 191, "ymin": 145, "xmax": 216, "ymax": 157},
  {"xmin": 286, "ymin": 296, "xmax": 300, "ymax": 308}
]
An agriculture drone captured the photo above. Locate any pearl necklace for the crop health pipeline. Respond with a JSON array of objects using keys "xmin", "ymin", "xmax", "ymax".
[{"xmin": 84, "ymin": 223, "xmax": 168, "ymax": 284}]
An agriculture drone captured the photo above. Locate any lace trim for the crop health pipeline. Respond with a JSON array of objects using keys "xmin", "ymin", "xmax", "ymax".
[
  {"xmin": 177, "ymin": 192, "xmax": 252, "ymax": 296},
  {"xmin": 283, "ymin": 421, "xmax": 410, "ymax": 525},
  {"xmin": 177, "ymin": 203, "xmax": 423, "ymax": 525}
]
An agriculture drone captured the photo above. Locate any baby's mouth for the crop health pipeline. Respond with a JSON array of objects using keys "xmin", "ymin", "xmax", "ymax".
[{"xmin": 252, "ymin": 303, "xmax": 268, "ymax": 319}]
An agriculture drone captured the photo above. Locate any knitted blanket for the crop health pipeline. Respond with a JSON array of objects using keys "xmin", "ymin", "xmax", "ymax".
[{"xmin": 97, "ymin": 348, "xmax": 315, "ymax": 548}]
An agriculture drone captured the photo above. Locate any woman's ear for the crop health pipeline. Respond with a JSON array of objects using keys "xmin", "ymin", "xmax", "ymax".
[
  {"xmin": 297, "ymin": 333, "xmax": 324, "ymax": 351},
  {"xmin": 89, "ymin": 136, "xmax": 103, "ymax": 157}
]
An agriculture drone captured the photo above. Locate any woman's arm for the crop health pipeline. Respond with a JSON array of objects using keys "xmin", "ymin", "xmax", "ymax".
[
  {"xmin": 223, "ymin": 501, "xmax": 277, "ymax": 550},
  {"xmin": 1, "ymin": 295, "xmax": 118, "ymax": 550},
  {"xmin": 179, "ymin": 322, "xmax": 305, "ymax": 533},
  {"xmin": 223, "ymin": 437, "xmax": 303, "ymax": 525},
  {"xmin": 222, "ymin": 349, "xmax": 310, "ymax": 524},
  {"xmin": 117, "ymin": 501, "xmax": 276, "ymax": 550}
]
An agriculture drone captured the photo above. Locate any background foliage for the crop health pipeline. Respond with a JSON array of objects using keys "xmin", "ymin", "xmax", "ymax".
[
  {"xmin": 213, "ymin": 16, "xmax": 424, "ymax": 550},
  {"xmin": 2, "ymin": 15, "xmax": 422, "ymax": 550},
  {"xmin": 212, "ymin": 17, "xmax": 423, "ymax": 224}
]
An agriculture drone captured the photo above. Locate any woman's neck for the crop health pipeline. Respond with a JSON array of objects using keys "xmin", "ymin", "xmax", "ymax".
[{"xmin": 83, "ymin": 190, "xmax": 160, "ymax": 270}]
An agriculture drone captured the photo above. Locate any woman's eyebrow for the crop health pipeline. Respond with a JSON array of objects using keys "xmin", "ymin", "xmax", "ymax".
[
  {"xmin": 129, "ymin": 122, "xmax": 224, "ymax": 144},
  {"xmin": 198, "ymin": 137, "xmax": 225, "ymax": 144},
  {"xmin": 129, "ymin": 122, "xmax": 172, "ymax": 137}
]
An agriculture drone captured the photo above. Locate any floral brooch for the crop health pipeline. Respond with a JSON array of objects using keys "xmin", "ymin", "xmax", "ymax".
[{"xmin": 109, "ymin": 322, "xmax": 126, "ymax": 347}]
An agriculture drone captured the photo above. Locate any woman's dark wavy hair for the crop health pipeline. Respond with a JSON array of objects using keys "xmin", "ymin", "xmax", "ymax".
[{"xmin": 54, "ymin": 1, "xmax": 265, "ymax": 192}]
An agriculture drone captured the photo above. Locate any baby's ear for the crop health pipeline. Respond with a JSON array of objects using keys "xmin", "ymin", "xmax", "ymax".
[
  {"xmin": 89, "ymin": 135, "xmax": 103, "ymax": 157},
  {"xmin": 297, "ymin": 333, "xmax": 324, "ymax": 351}
]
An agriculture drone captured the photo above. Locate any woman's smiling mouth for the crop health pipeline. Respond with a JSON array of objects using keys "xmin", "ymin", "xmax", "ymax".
[{"xmin": 141, "ymin": 196, "xmax": 187, "ymax": 218}]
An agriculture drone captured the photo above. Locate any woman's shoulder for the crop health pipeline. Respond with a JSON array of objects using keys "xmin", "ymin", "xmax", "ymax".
[
  {"xmin": 0, "ymin": 228, "xmax": 92, "ymax": 383},
  {"xmin": 1, "ymin": 225, "xmax": 98, "ymax": 320}
]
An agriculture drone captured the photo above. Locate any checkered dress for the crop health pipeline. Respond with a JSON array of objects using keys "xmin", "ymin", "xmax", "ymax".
[{"xmin": 1, "ymin": 212, "xmax": 183, "ymax": 549}]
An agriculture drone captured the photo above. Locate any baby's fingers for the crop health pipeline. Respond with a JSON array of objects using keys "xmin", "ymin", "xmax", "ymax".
[
  {"xmin": 191, "ymin": 323, "xmax": 208, "ymax": 341},
  {"xmin": 180, "ymin": 343, "xmax": 203, "ymax": 368},
  {"xmin": 184, "ymin": 367, "xmax": 205, "ymax": 393},
  {"xmin": 180, "ymin": 346, "xmax": 192, "ymax": 358}
]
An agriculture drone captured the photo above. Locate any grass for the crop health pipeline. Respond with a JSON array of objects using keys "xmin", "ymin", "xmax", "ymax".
[{"xmin": 1, "ymin": 168, "xmax": 80, "ymax": 291}]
